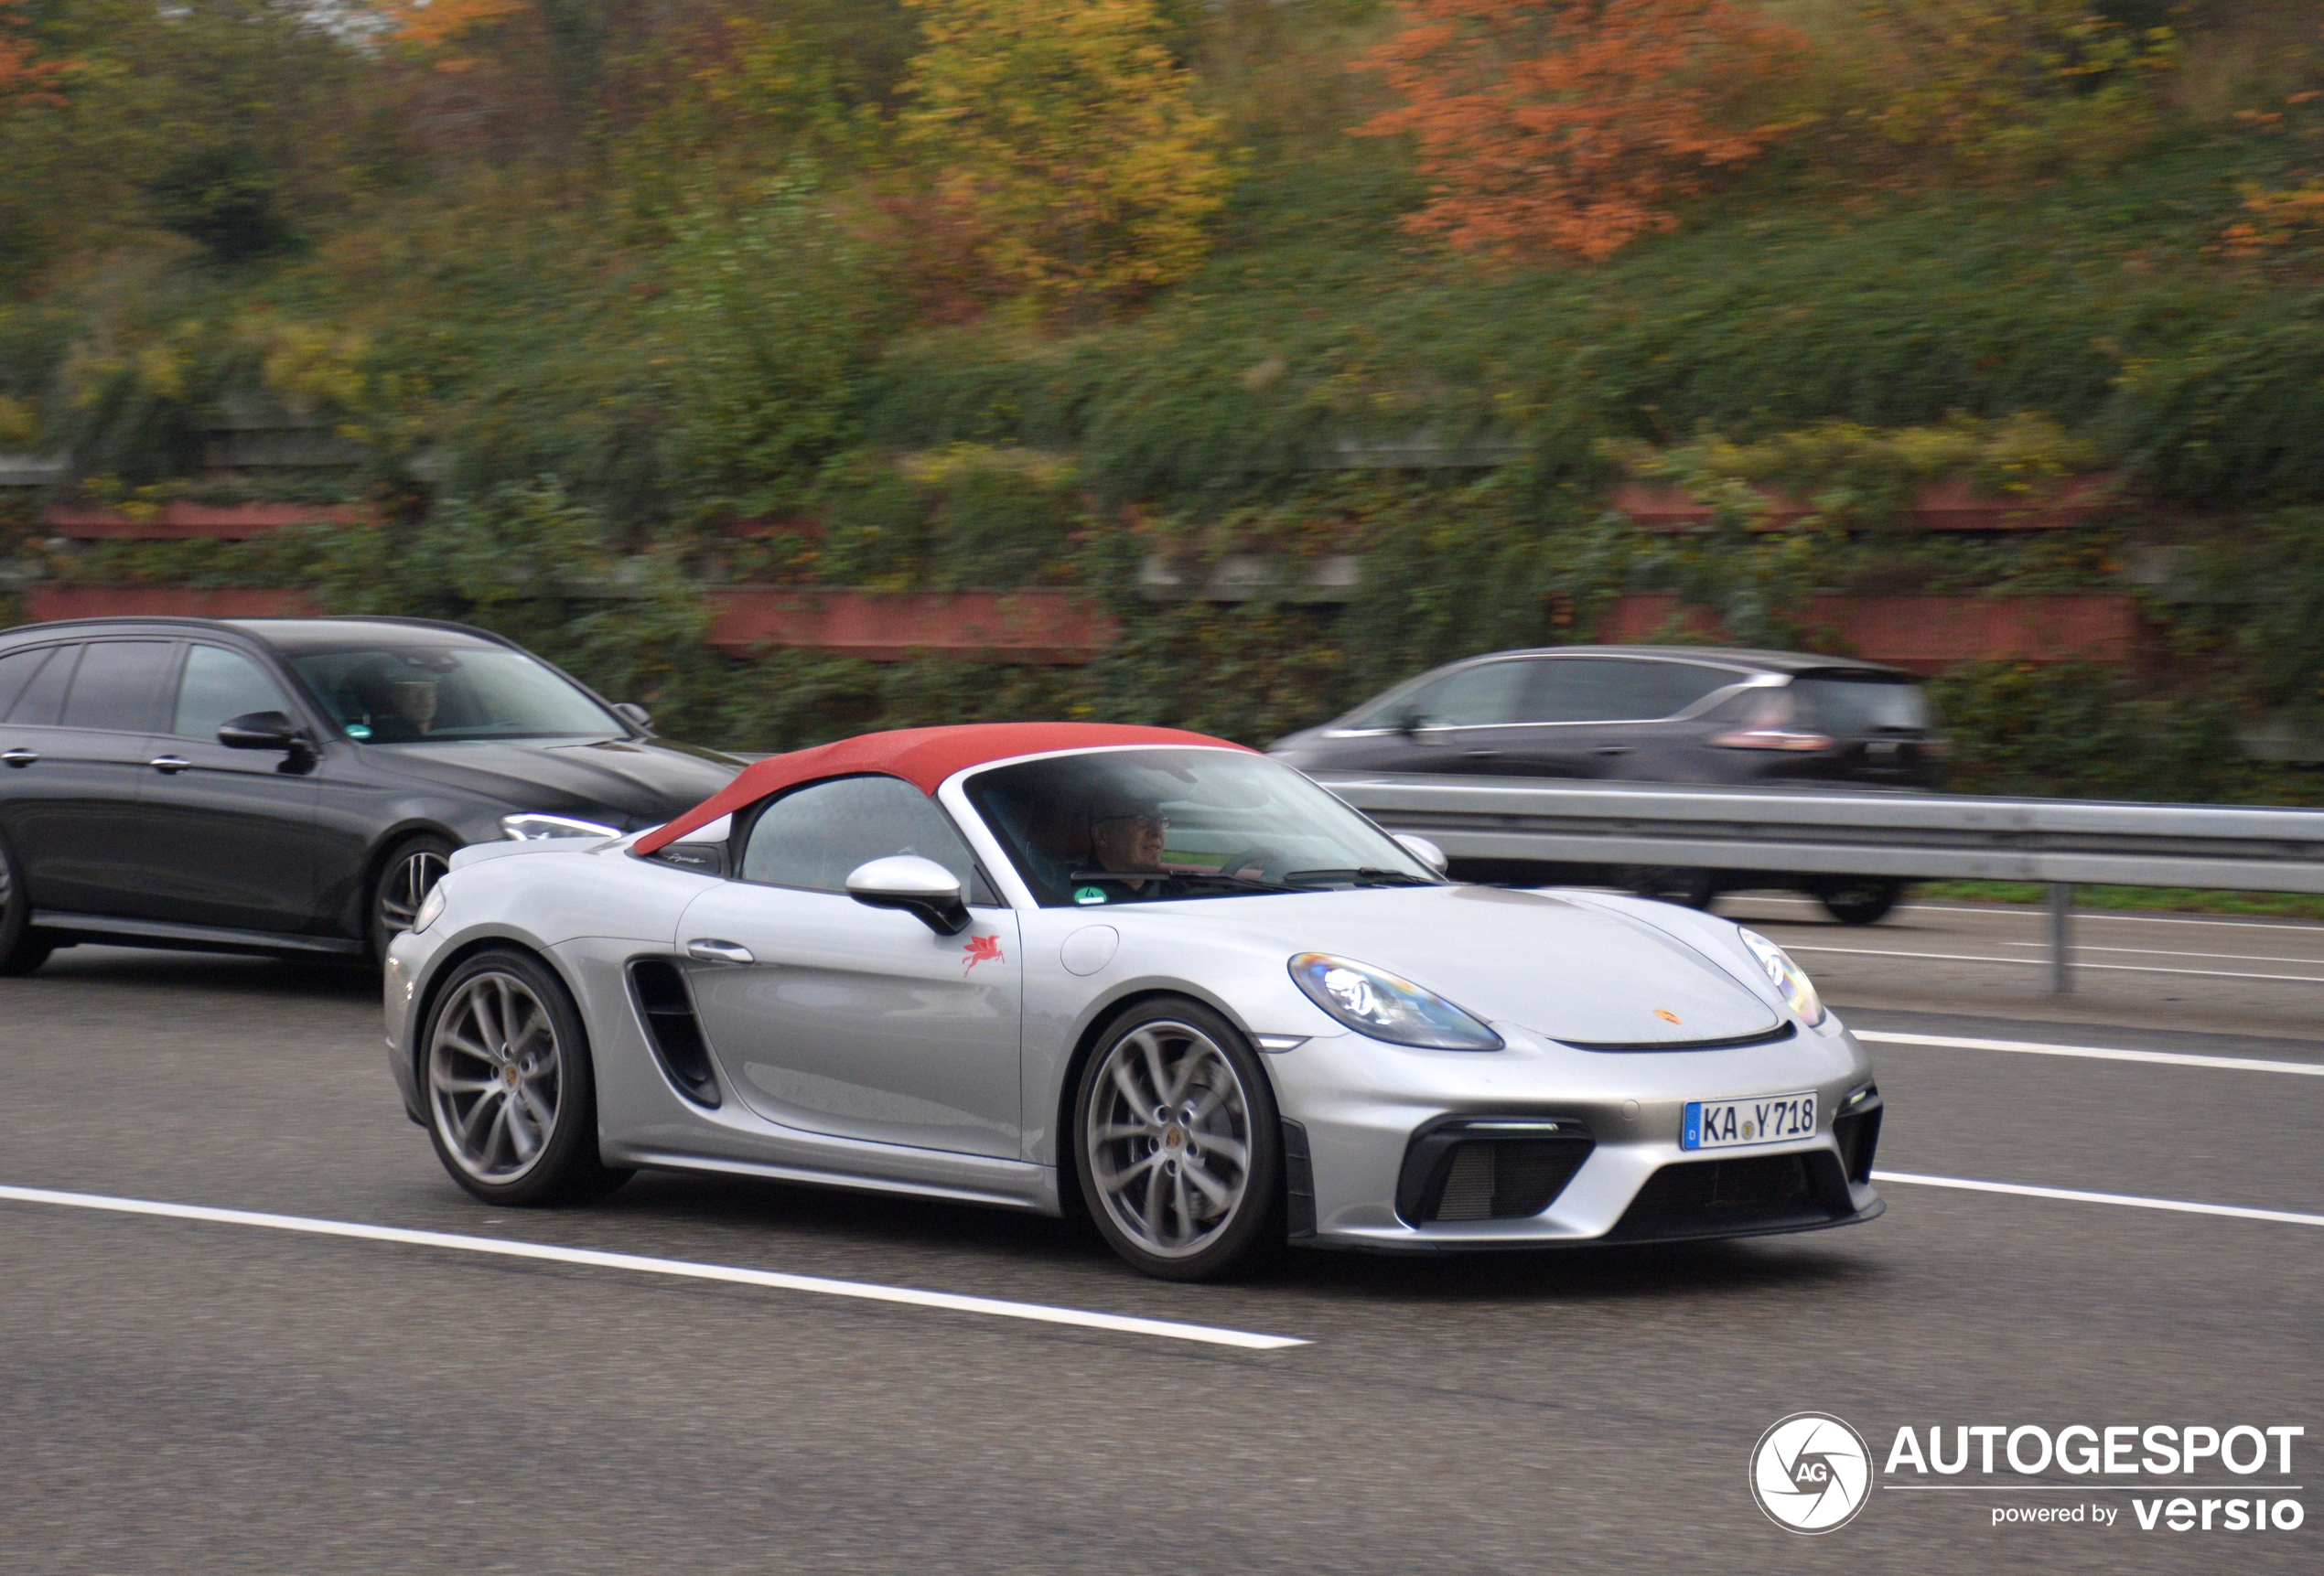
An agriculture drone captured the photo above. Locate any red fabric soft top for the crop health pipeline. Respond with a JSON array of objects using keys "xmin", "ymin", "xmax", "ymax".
[{"xmin": 632, "ymin": 722, "xmax": 1250, "ymax": 855}]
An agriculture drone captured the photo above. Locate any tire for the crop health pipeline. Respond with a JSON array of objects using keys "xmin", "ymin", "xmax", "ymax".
[
  {"xmin": 371, "ymin": 834, "xmax": 456, "ymax": 961},
  {"xmin": 0, "ymin": 831, "xmax": 53, "ymax": 977},
  {"xmin": 1814, "ymin": 877, "xmax": 1905, "ymax": 927},
  {"xmin": 1073, "ymin": 998, "xmax": 1283, "ymax": 1282},
  {"xmin": 1623, "ymin": 864, "xmax": 1717, "ymax": 910},
  {"xmin": 420, "ymin": 948, "xmax": 631, "ymax": 1206}
]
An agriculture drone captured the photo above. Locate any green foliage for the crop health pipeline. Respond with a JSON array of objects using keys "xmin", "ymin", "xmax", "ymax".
[
  {"xmin": 653, "ymin": 175, "xmax": 881, "ymax": 520},
  {"xmin": 1619, "ymin": 413, "xmax": 2103, "ymax": 525},
  {"xmin": 323, "ymin": 479, "xmax": 709, "ymax": 718},
  {"xmin": 1924, "ymin": 659, "xmax": 2295, "ymax": 803},
  {"xmin": 1855, "ymin": 0, "xmax": 2185, "ymax": 178}
]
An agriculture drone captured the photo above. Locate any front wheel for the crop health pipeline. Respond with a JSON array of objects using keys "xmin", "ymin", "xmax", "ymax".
[
  {"xmin": 422, "ymin": 948, "xmax": 631, "ymax": 1206},
  {"xmin": 1813, "ymin": 876, "xmax": 1906, "ymax": 926},
  {"xmin": 1074, "ymin": 999, "xmax": 1282, "ymax": 1281}
]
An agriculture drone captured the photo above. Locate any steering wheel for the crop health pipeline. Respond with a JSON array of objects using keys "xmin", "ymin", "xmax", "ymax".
[{"xmin": 1214, "ymin": 845, "xmax": 1293, "ymax": 884}]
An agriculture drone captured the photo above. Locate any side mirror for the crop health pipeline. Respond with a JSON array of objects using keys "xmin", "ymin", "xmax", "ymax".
[
  {"xmin": 1394, "ymin": 833, "xmax": 1450, "ymax": 874},
  {"xmin": 219, "ymin": 711, "xmax": 305, "ymax": 753},
  {"xmin": 845, "ymin": 854, "xmax": 971, "ymax": 936},
  {"xmin": 1393, "ymin": 707, "xmax": 1426, "ymax": 737},
  {"xmin": 613, "ymin": 702, "xmax": 653, "ymax": 734}
]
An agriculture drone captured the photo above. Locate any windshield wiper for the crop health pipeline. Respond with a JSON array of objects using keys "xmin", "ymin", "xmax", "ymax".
[{"xmin": 1284, "ymin": 867, "xmax": 1437, "ymax": 887}]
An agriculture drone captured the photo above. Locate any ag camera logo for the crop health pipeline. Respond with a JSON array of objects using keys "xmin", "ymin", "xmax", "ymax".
[{"xmin": 1751, "ymin": 1411, "xmax": 1875, "ymax": 1534}]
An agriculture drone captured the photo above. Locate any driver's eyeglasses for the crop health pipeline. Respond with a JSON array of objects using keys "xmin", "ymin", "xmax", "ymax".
[{"xmin": 1095, "ymin": 814, "xmax": 1169, "ymax": 833}]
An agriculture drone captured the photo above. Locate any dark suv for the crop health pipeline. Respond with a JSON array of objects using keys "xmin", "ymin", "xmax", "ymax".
[
  {"xmin": 0, "ymin": 616, "xmax": 742, "ymax": 974},
  {"xmin": 1267, "ymin": 646, "xmax": 1947, "ymax": 921}
]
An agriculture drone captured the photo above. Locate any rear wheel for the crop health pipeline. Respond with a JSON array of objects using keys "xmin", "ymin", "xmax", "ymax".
[
  {"xmin": 422, "ymin": 948, "xmax": 630, "ymax": 1206},
  {"xmin": 0, "ymin": 831, "xmax": 53, "ymax": 977},
  {"xmin": 1813, "ymin": 876, "xmax": 1905, "ymax": 926},
  {"xmin": 1074, "ymin": 999, "xmax": 1282, "ymax": 1281},
  {"xmin": 371, "ymin": 834, "xmax": 455, "ymax": 960}
]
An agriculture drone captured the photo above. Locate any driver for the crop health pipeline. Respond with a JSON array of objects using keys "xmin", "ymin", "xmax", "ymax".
[
  {"xmin": 1087, "ymin": 789, "xmax": 1167, "ymax": 877},
  {"xmin": 355, "ymin": 671, "xmax": 441, "ymax": 741}
]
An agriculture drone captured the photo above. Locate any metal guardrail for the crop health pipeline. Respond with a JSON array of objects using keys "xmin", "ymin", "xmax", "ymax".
[{"xmin": 1313, "ymin": 771, "xmax": 2324, "ymax": 992}]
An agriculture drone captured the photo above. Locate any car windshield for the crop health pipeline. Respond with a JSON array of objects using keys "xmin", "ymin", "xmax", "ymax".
[
  {"xmin": 289, "ymin": 647, "xmax": 621, "ymax": 743},
  {"xmin": 1791, "ymin": 675, "xmax": 1934, "ymax": 734},
  {"xmin": 964, "ymin": 747, "xmax": 1441, "ymax": 907}
]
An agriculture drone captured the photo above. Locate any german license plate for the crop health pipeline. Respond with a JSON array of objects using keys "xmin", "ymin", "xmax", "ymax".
[{"xmin": 1684, "ymin": 1091, "xmax": 1817, "ymax": 1151}]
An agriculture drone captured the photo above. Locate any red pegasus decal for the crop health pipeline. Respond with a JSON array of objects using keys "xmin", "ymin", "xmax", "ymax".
[{"xmin": 961, "ymin": 934, "xmax": 1004, "ymax": 974}]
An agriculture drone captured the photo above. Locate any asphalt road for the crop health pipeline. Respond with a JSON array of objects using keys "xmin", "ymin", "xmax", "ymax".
[{"xmin": 3, "ymin": 917, "xmax": 2318, "ymax": 1574}]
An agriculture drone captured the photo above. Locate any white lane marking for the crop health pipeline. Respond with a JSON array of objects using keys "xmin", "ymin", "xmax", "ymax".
[
  {"xmin": 0, "ymin": 1185, "xmax": 1308, "ymax": 1351},
  {"xmin": 1999, "ymin": 940, "xmax": 2324, "ymax": 966},
  {"xmin": 1856, "ymin": 1029, "xmax": 2324, "ymax": 1077},
  {"xmin": 1742, "ymin": 897, "xmax": 2324, "ymax": 934},
  {"xmin": 1873, "ymin": 1171, "xmax": 2324, "ymax": 1229},
  {"xmin": 1783, "ymin": 943, "xmax": 2324, "ymax": 985}
]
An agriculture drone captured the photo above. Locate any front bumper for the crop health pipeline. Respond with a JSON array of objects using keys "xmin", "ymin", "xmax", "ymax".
[
  {"xmin": 382, "ymin": 925, "xmax": 443, "ymax": 1125},
  {"xmin": 1273, "ymin": 1016, "xmax": 1882, "ymax": 1251}
]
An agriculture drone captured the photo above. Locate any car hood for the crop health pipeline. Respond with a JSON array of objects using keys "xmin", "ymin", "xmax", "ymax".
[
  {"xmin": 1124, "ymin": 884, "xmax": 1781, "ymax": 1047},
  {"xmin": 364, "ymin": 736, "xmax": 743, "ymax": 827}
]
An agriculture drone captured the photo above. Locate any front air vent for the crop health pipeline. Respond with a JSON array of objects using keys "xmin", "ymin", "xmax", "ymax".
[
  {"xmin": 627, "ymin": 958, "xmax": 720, "ymax": 1108},
  {"xmin": 1607, "ymin": 1151, "xmax": 1856, "ymax": 1242},
  {"xmin": 1397, "ymin": 1119, "xmax": 1595, "ymax": 1226},
  {"xmin": 1834, "ymin": 1087, "xmax": 1883, "ymax": 1184}
]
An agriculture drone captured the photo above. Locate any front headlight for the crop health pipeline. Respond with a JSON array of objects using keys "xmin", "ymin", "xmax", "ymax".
[
  {"xmin": 1739, "ymin": 927, "xmax": 1825, "ymax": 1026},
  {"xmin": 500, "ymin": 812, "xmax": 621, "ymax": 842},
  {"xmin": 412, "ymin": 883, "xmax": 448, "ymax": 935},
  {"xmin": 1288, "ymin": 953, "xmax": 1503, "ymax": 1051}
]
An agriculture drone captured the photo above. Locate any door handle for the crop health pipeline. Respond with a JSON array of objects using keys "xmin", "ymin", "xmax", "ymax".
[
  {"xmin": 1592, "ymin": 746, "xmax": 1631, "ymax": 756},
  {"xmin": 149, "ymin": 756, "xmax": 192, "ymax": 775},
  {"xmin": 1461, "ymin": 749, "xmax": 1503, "ymax": 760},
  {"xmin": 1, "ymin": 748, "xmax": 35, "ymax": 767},
  {"xmin": 685, "ymin": 938, "xmax": 756, "ymax": 965}
]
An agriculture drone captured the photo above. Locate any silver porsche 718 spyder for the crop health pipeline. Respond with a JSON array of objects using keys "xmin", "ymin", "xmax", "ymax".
[{"xmin": 384, "ymin": 723, "xmax": 1883, "ymax": 1280}]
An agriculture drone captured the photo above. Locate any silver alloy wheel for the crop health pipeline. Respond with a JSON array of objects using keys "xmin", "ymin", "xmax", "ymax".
[
  {"xmin": 1085, "ymin": 1019, "xmax": 1253, "ymax": 1260},
  {"xmin": 427, "ymin": 970, "xmax": 564, "ymax": 1184},
  {"xmin": 380, "ymin": 848, "xmax": 449, "ymax": 934}
]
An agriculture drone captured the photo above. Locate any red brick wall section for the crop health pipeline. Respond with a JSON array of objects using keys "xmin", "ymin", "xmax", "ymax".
[
  {"xmin": 45, "ymin": 503, "xmax": 370, "ymax": 541},
  {"xmin": 1598, "ymin": 593, "xmax": 2146, "ymax": 673},
  {"xmin": 27, "ymin": 584, "xmax": 326, "ymax": 621},
  {"xmin": 705, "ymin": 588, "xmax": 1116, "ymax": 665}
]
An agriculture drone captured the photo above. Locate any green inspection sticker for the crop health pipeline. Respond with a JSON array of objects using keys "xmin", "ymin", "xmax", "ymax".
[{"xmin": 1073, "ymin": 885, "xmax": 1108, "ymax": 906}]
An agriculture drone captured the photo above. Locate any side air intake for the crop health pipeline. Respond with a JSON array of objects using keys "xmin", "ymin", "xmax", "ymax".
[
  {"xmin": 1396, "ymin": 1117, "xmax": 1595, "ymax": 1226},
  {"xmin": 628, "ymin": 958, "xmax": 720, "ymax": 1108}
]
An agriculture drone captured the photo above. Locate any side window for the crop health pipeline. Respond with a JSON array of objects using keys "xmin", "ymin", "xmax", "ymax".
[
  {"xmin": 1410, "ymin": 660, "xmax": 1533, "ymax": 728},
  {"xmin": 1523, "ymin": 659, "xmax": 1734, "ymax": 723},
  {"xmin": 60, "ymin": 640, "xmax": 173, "ymax": 733},
  {"xmin": 741, "ymin": 776, "xmax": 982, "ymax": 895},
  {"xmin": 174, "ymin": 646, "xmax": 294, "ymax": 740},
  {"xmin": 3, "ymin": 645, "xmax": 75, "ymax": 726},
  {"xmin": 0, "ymin": 646, "xmax": 57, "ymax": 722}
]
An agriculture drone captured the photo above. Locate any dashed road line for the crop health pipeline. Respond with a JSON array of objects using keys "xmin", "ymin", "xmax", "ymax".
[
  {"xmin": 1785, "ymin": 943, "xmax": 2324, "ymax": 986},
  {"xmin": 1873, "ymin": 1171, "xmax": 2324, "ymax": 1228},
  {"xmin": 0, "ymin": 1184, "xmax": 1309, "ymax": 1351},
  {"xmin": 1855, "ymin": 1029, "xmax": 2324, "ymax": 1077}
]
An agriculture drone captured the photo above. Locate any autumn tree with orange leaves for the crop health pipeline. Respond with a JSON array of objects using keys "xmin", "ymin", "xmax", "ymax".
[
  {"xmin": 1356, "ymin": 0, "xmax": 1795, "ymax": 263},
  {"xmin": 0, "ymin": 0, "xmax": 63, "ymax": 107}
]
